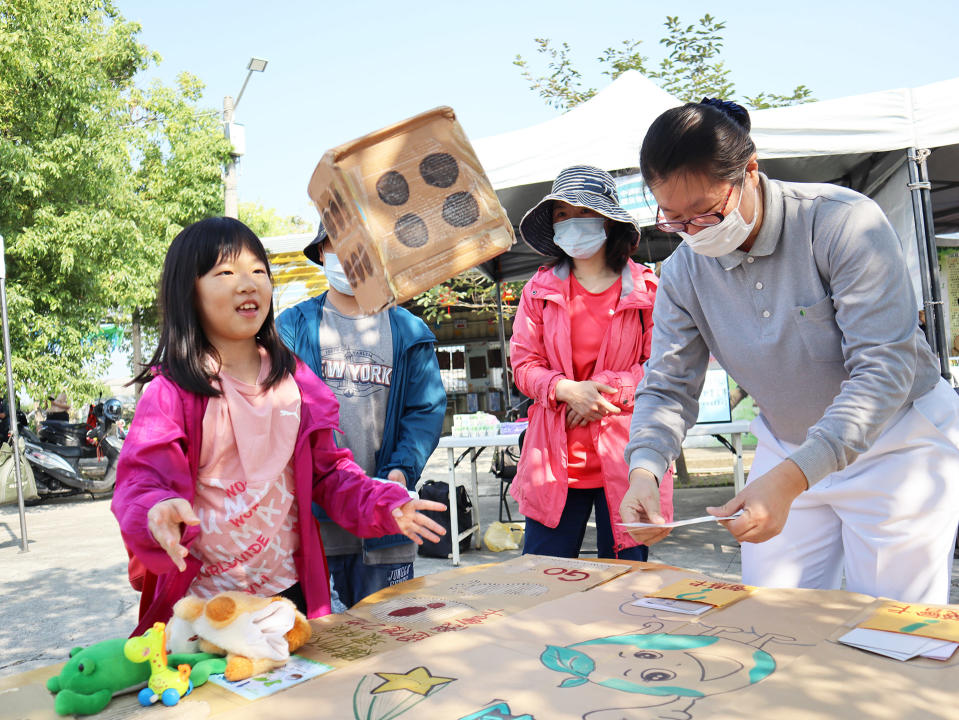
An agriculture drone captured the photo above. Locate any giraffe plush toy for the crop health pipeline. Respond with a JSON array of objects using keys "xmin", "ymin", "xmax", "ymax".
[{"xmin": 124, "ymin": 622, "xmax": 193, "ymax": 707}]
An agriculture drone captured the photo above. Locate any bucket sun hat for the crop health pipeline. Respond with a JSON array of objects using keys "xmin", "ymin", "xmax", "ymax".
[
  {"xmin": 519, "ymin": 165, "xmax": 639, "ymax": 257},
  {"xmin": 303, "ymin": 222, "xmax": 328, "ymax": 265}
]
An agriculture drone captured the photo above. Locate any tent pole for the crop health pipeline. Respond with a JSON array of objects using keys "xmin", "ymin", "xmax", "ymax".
[
  {"xmin": 907, "ymin": 148, "xmax": 950, "ymax": 379},
  {"xmin": 908, "ymin": 154, "xmax": 937, "ymax": 352},
  {"xmin": 494, "ymin": 272, "xmax": 513, "ymax": 413},
  {"xmin": 0, "ymin": 235, "xmax": 28, "ymax": 552}
]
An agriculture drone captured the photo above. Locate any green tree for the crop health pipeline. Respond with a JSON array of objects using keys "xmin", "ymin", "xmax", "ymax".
[
  {"xmin": 514, "ymin": 14, "xmax": 813, "ymax": 110},
  {"xmin": 239, "ymin": 202, "xmax": 312, "ymax": 238},
  {"xmin": 0, "ymin": 0, "xmax": 229, "ymax": 404},
  {"xmin": 121, "ymin": 72, "xmax": 232, "ymax": 395}
]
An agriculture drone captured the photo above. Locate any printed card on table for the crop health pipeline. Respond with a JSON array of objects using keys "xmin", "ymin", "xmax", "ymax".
[
  {"xmin": 858, "ymin": 601, "xmax": 959, "ymax": 643},
  {"xmin": 208, "ymin": 655, "xmax": 335, "ymax": 699},
  {"xmin": 646, "ymin": 578, "xmax": 756, "ymax": 609}
]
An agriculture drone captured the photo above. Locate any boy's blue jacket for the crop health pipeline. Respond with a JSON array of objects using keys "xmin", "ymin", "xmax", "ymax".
[{"xmin": 277, "ymin": 292, "xmax": 446, "ymax": 551}]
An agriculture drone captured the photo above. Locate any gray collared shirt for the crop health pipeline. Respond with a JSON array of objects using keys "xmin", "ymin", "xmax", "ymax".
[{"xmin": 626, "ymin": 174, "xmax": 940, "ymax": 485}]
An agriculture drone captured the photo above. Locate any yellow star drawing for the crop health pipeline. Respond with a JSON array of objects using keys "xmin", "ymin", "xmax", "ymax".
[{"xmin": 370, "ymin": 666, "xmax": 455, "ymax": 696}]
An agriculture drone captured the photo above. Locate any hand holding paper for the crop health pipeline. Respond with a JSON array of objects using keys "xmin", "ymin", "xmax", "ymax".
[
  {"xmin": 620, "ymin": 511, "xmax": 742, "ymax": 529},
  {"xmin": 619, "ymin": 468, "xmax": 671, "ymax": 545},
  {"xmin": 706, "ymin": 459, "xmax": 808, "ymax": 543}
]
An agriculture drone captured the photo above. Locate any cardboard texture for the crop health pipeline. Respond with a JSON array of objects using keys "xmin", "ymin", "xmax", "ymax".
[
  {"xmin": 224, "ymin": 568, "xmax": 959, "ymax": 720},
  {"xmin": 307, "ymin": 106, "xmax": 515, "ymax": 313},
  {"xmin": 1, "ymin": 556, "xmax": 629, "ymax": 719},
  {"xmin": 9, "ymin": 561, "xmax": 958, "ymax": 719},
  {"xmin": 297, "ymin": 555, "xmax": 631, "ymax": 669}
]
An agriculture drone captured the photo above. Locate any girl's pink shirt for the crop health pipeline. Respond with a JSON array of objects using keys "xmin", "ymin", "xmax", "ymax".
[
  {"xmin": 190, "ymin": 348, "xmax": 302, "ymax": 598},
  {"xmin": 112, "ymin": 359, "xmax": 411, "ymax": 635}
]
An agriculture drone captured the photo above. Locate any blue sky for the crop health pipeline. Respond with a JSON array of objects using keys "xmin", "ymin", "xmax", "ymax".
[{"xmin": 116, "ymin": 0, "xmax": 959, "ymax": 223}]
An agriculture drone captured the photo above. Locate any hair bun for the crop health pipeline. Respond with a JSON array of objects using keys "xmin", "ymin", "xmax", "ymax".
[{"xmin": 700, "ymin": 97, "xmax": 751, "ymax": 132}]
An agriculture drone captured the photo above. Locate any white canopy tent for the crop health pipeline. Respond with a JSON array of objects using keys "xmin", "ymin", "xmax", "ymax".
[{"xmin": 474, "ymin": 70, "xmax": 959, "ymax": 376}]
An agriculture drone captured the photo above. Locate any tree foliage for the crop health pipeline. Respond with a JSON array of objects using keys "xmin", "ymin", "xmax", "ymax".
[
  {"xmin": 0, "ymin": 0, "xmax": 230, "ymax": 404},
  {"xmin": 514, "ymin": 14, "xmax": 814, "ymax": 110},
  {"xmin": 238, "ymin": 201, "xmax": 312, "ymax": 239},
  {"xmin": 413, "ymin": 271, "xmax": 524, "ymax": 326}
]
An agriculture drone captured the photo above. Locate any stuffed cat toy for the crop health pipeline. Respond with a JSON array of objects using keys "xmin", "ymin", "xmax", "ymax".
[{"xmin": 166, "ymin": 592, "xmax": 312, "ymax": 682}]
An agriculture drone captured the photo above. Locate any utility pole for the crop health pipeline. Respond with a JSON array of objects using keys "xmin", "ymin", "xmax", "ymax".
[
  {"xmin": 222, "ymin": 58, "xmax": 268, "ymax": 219},
  {"xmin": 223, "ymin": 95, "xmax": 238, "ymax": 218},
  {"xmin": 0, "ymin": 235, "xmax": 28, "ymax": 552}
]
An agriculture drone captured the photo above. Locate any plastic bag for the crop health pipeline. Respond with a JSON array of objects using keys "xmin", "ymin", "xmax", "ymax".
[
  {"xmin": 483, "ymin": 521, "xmax": 525, "ymax": 552},
  {"xmin": 0, "ymin": 438, "xmax": 38, "ymax": 505}
]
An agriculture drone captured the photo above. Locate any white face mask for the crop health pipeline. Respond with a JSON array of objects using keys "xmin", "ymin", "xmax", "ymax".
[
  {"xmin": 553, "ymin": 217, "xmax": 607, "ymax": 259},
  {"xmin": 678, "ymin": 174, "xmax": 758, "ymax": 257},
  {"xmin": 323, "ymin": 252, "xmax": 355, "ymax": 296}
]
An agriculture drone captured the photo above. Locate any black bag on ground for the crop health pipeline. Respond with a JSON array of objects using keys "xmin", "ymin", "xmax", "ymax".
[
  {"xmin": 416, "ymin": 480, "xmax": 474, "ymax": 558},
  {"xmin": 490, "ymin": 446, "xmax": 519, "ymax": 480}
]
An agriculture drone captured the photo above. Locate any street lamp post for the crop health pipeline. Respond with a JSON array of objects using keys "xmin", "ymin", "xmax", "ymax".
[
  {"xmin": 0, "ymin": 234, "xmax": 28, "ymax": 552},
  {"xmin": 223, "ymin": 57, "xmax": 268, "ymax": 219}
]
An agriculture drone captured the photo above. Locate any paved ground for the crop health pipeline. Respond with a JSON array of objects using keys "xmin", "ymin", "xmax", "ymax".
[{"xmin": 1, "ymin": 446, "xmax": 956, "ymax": 679}]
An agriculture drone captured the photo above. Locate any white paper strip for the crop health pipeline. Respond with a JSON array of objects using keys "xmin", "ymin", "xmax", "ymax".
[{"xmin": 619, "ymin": 511, "xmax": 742, "ymax": 529}]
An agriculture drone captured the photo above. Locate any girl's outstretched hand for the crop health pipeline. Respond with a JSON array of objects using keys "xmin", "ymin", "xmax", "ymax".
[
  {"xmin": 147, "ymin": 498, "xmax": 200, "ymax": 571},
  {"xmin": 391, "ymin": 500, "xmax": 447, "ymax": 545}
]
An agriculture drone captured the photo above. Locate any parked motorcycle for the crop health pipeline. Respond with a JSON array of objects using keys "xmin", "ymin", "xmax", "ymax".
[{"xmin": 19, "ymin": 397, "xmax": 124, "ymax": 500}]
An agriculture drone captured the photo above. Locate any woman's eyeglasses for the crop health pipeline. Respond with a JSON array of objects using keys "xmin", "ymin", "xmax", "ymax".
[{"xmin": 655, "ymin": 183, "xmax": 735, "ymax": 233}]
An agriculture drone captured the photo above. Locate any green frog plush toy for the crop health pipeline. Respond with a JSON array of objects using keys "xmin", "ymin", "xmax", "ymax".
[{"xmin": 46, "ymin": 636, "xmax": 225, "ymax": 715}]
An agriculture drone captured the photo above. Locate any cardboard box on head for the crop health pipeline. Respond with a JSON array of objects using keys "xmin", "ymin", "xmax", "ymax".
[{"xmin": 308, "ymin": 106, "xmax": 515, "ymax": 314}]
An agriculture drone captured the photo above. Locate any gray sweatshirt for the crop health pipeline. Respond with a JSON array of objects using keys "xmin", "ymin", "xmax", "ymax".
[{"xmin": 626, "ymin": 174, "xmax": 940, "ymax": 485}]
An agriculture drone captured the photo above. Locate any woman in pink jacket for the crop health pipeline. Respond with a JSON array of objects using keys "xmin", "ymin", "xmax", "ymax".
[{"xmin": 510, "ymin": 166, "xmax": 673, "ymax": 560}]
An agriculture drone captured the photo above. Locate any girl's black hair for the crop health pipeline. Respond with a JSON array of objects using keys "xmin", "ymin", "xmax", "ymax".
[
  {"xmin": 133, "ymin": 217, "xmax": 296, "ymax": 396},
  {"xmin": 548, "ymin": 218, "xmax": 638, "ymax": 274},
  {"xmin": 640, "ymin": 98, "xmax": 755, "ymax": 187}
]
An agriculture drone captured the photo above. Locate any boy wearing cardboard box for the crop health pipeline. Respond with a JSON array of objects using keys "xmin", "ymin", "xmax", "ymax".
[{"xmin": 277, "ymin": 223, "xmax": 446, "ymax": 608}]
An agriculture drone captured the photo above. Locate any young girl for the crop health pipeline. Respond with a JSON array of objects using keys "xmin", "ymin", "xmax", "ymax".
[
  {"xmin": 112, "ymin": 217, "xmax": 445, "ymax": 634},
  {"xmin": 509, "ymin": 165, "xmax": 673, "ymax": 561}
]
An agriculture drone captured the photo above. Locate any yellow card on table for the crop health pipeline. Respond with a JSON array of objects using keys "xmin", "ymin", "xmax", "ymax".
[
  {"xmin": 859, "ymin": 602, "xmax": 959, "ymax": 643},
  {"xmin": 649, "ymin": 579, "xmax": 756, "ymax": 608}
]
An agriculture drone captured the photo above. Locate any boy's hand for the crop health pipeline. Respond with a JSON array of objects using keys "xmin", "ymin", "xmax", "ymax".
[
  {"xmin": 147, "ymin": 498, "xmax": 199, "ymax": 572},
  {"xmin": 392, "ymin": 500, "xmax": 447, "ymax": 545}
]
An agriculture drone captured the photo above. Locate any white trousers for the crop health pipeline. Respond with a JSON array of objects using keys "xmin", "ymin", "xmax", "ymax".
[{"xmin": 741, "ymin": 379, "xmax": 959, "ymax": 603}]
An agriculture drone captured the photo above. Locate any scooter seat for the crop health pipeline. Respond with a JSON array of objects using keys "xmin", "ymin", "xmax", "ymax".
[
  {"xmin": 37, "ymin": 440, "xmax": 87, "ymax": 460},
  {"xmin": 39, "ymin": 421, "xmax": 89, "ymax": 446}
]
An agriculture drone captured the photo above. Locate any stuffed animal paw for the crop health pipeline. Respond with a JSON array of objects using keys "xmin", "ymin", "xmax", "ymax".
[{"xmin": 167, "ymin": 592, "xmax": 311, "ymax": 682}]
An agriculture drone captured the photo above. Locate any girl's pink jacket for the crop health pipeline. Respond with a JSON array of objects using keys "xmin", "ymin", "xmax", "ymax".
[
  {"xmin": 111, "ymin": 360, "xmax": 411, "ymax": 634},
  {"xmin": 509, "ymin": 260, "xmax": 674, "ymax": 552}
]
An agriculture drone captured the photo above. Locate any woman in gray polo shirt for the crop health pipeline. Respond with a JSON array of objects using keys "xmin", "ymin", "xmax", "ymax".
[{"xmin": 621, "ymin": 98, "xmax": 959, "ymax": 603}]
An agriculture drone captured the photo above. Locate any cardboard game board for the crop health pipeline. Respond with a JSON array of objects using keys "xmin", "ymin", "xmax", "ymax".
[
  {"xmin": 298, "ymin": 555, "xmax": 630, "ymax": 669},
  {"xmin": 7, "ymin": 560, "xmax": 957, "ymax": 719},
  {"xmin": 227, "ymin": 567, "xmax": 959, "ymax": 720}
]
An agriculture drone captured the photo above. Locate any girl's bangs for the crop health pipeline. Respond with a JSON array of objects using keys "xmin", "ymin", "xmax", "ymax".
[{"xmin": 196, "ymin": 222, "xmax": 273, "ymax": 279}]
